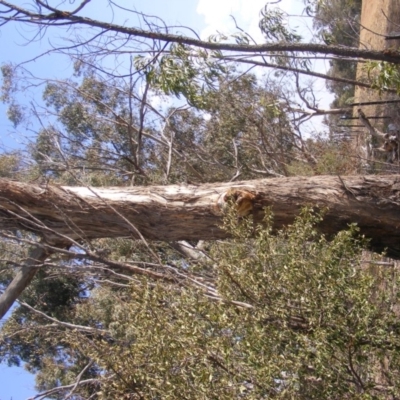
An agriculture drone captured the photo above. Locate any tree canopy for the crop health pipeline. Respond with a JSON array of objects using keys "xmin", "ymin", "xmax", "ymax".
[{"xmin": 1, "ymin": 0, "xmax": 400, "ymax": 398}]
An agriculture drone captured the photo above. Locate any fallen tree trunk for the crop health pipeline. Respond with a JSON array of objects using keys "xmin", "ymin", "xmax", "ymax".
[{"xmin": 1, "ymin": 175, "xmax": 400, "ymax": 257}]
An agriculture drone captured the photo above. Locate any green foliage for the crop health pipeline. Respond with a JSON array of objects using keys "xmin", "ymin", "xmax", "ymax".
[
  {"xmin": 3, "ymin": 62, "xmax": 302, "ymax": 186},
  {"xmin": 366, "ymin": 61, "xmax": 400, "ymax": 95},
  {"xmin": 4, "ymin": 211, "xmax": 399, "ymax": 398},
  {"xmin": 216, "ymin": 209, "xmax": 399, "ymax": 399},
  {"xmin": 135, "ymin": 43, "xmax": 227, "ymax": 108},
  {"xmin": 288, "ymin": 138, "xmax": 356, "ymax": 176},
  {"xmin": 1, "ymin": 266, "xmax": 87, "ymax": 366},
  {"xmin": 1, "ymin": 63, "xmax": 25, "ymax": 127},
  {"xmin": 309, "ymin": 0, "xmax": 361, "ymax": 108},
  {"xmin": 0, "ymin": 152, "xmax": 22, "ymax": 178},
  {"xmin": 199, "ymin": 74, "xmax": 295, "ymax": 179},
  {"xmin": 259, "ymin": 6, "xmax": 302, "ymax": 43},
  {"xmin": 2, "ymin": 3, "xmax": 400, "ymax": 396},
  {"xmin": 32, "ymin": 72, "xmax": 153, "ymax": 184},
  {"xmin": 310, "ymin": 0, "xmax": 362, "ymax": 48},
  {"xmin": 144, "ymin": 72, "xmax": 296, "ymax": 183},
  {"xmin": 0, "ymin": 63, "xmax": 17, "ymax": 103},
  {"xmin": 22, "ymin": 269, "xmax": 85, "ymax": 319},
  {"xmin": 6, "ymin": 102, "xmax": 24, "ymax": 127}
]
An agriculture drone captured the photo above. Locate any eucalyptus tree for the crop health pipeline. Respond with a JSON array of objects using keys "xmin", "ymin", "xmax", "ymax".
[
  {"xmin": 2, "ymin": 207, "xmax": 400, "ymax": 399},
  {"xmin": 0, "ymin": 0, "xmax": 399, "ymax": 111},
  {"xmin": 1, "ymin": 1, "xmax": 400, "ymax": 398},
  {"xmin": 310, "ymin": 0, "xmax": 362, "ymax": 106}
]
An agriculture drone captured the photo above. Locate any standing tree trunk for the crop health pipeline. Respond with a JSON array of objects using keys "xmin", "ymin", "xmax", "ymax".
[{"xmin": 0, "ymin": 245, "xmax": 48, "ymax": 319}]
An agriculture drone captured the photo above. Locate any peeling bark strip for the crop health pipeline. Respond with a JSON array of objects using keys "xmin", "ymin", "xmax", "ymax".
[{"xmin": 1, "ymin": 176, "xmax": 400, "ymax": 256}]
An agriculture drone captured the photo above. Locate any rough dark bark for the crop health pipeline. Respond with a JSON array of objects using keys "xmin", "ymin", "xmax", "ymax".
[{"xmin": 1, "ymin": 176, "xmax": 400, "ymax": 257}]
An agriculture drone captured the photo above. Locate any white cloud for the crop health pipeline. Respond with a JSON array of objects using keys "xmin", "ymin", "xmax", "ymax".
[
  {"xmin": 196, "ymin": 0, "xmax": 303, "ymax": 43},
  {"xmin": 196, "ymin": 0, "xmax": 266, "ymax": 42},
  {"xmin": 195, "ymin": 0, "xmax": 332, "ymax": 135}
]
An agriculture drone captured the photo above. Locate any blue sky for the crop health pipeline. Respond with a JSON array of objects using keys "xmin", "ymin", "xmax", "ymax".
[
  {"xmin": 0, "ymin": 0, "xmax": 297, "ymax": 151},
  {"xmin": 0, "ymin": 0, "xmax": 205, "ymax": 151},
  {"xmin": 0, "ymin": 0, "xmax": 208, "ymax": 396},
  {"xmin": 0, "ymin": 0, "xmax": 316, "ymax": 398}
]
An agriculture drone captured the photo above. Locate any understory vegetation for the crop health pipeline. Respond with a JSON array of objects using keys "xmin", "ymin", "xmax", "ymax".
[
  {"xmin": 1, "ymin": 0, "xmax": 400, "ymax": 398},
  {"xmin": 2, "ymin": 210, "xmax": 399, "ymax": 399}
]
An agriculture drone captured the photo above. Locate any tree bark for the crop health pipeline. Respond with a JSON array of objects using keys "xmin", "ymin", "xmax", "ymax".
[
  {"xmin": 1, "ymin": 176, "xmax": 400, "ymax": 257},
  {"xmin": 0, "ymin": 245, "xmax": 48, "ymax": 319},
  {"xmin": 357, "ymin": 109, "xmax": 386, "ymax": 143}
]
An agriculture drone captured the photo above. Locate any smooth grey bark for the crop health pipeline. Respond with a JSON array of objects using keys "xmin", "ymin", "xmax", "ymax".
[
  {"xmin": 357, "ymin": 109, "xmax": 386, "ymax": 143},
  {"xmin": 1, "ymin": 176, "xmax": 400, "ymax": 257},
  {"xmin": 0, "ymin": 245, "xmax": 48, "ymax": 319},
  {"xmin": 170, "ymin": 241, "xmax": 211, "ymax": 261}
]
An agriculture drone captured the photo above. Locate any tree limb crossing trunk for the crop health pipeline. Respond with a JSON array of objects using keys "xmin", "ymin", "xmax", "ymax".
[{"xmin": 1, "ymin": 176, "xmax": 400, "ymax": 257}]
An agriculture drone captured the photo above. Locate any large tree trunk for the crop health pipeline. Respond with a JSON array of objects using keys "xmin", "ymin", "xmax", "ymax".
[{"xmin": 1, "ymin": 176, "xmax": 400, "ymax": 257}]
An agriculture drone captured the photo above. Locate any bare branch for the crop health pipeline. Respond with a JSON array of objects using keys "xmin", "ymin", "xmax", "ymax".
[
  {"xmin": 65, "ymin": 360, "xmax": 95, "ymax": 400},
  {"xmin": 18, "ymin": 300, "xmax": 104, "ymax": 333},
  {"xmin": 357, "ymin": 108, "xmax": 386, "ymax": 142},
  {"xmin": 28, "ymin": 378, "xmax": 99, "ymax": 400},
  {"xmin": 1, "ymin": 1, "xmax": 400, "ymax": 63}
]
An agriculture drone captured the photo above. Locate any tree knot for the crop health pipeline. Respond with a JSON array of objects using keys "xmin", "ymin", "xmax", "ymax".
[{"xmin": 217, "ymin": 188, "xmax": 257, "ymax": 217}]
